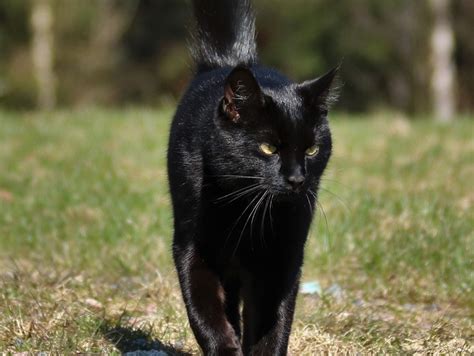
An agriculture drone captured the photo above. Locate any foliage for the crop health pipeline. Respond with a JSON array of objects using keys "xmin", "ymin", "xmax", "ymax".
[{"xmin": 0, "ymin": 0, "xmax": 472, "ymax": 113}]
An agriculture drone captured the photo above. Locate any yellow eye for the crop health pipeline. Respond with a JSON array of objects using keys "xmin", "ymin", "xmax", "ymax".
[
  {"xmin": 259, "ymin": 143, "xmax": 277, "ymax": 155},
  {"xmin": 305, "ymin": 145, "xmax": 319, "ymax": 156}
]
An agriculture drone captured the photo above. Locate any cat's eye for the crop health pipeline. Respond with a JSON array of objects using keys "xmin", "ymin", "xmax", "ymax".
[
  {"xmin": 259, "ymin": 143, "xmax": 277, "ymax": 155},
  {"xmin": 305, "ymin": 145, "xmax": 319, "ymax": 156}
]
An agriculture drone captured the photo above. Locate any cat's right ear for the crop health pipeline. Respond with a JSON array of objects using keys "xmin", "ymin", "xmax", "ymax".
[
  {"xmin": 297, "ymin": 65, "xmax": 341, "ymax": 117},
  {"xmin": 222, "ymin": 66, "xmax": 264, "ymax": 123}
]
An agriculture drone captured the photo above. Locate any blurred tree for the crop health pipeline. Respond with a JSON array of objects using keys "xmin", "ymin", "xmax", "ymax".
[
  {"xmin": 31, "ymin": 0, "xmax": 56, "ymax": 110},
  {"xmin": 452, "ymin": 0, "xmax": 474, "ymax": 113},
  {"xmin": 429, "ymin": 0, "xmax": 456, "ymax": 122},
  {"xmin": 0, "ymin": 0, "xmax": 33, "ymax": 107}
]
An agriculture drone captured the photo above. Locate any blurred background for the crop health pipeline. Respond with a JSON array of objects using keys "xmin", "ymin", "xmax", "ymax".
[{"xmin": 0, "ymin": 0, "xmax": 473, "ymax": 119}]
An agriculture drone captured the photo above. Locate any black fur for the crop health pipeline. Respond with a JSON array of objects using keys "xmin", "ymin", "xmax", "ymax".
[{"xmin": 167, "ymin": 1, "xmax": 339, "ymax": 355}]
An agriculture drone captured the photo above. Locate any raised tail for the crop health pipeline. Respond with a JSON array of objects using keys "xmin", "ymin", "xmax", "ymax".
[{"xmin": 191, "ymin": 0, "xmax": 258, "ymax": 72}]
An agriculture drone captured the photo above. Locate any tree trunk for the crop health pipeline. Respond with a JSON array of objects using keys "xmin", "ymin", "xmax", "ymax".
[
  {"xmin": 31, "ymin": 0, "xmax": 56, "ymax": 110},
  {"xmin": 429, "ymin": 0, "xmax": 456, "ymax": 122}
]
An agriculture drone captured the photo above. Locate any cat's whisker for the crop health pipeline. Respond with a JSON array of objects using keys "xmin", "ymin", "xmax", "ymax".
[
  {"xmin": 247, "ymin": 191, "xmax": 268, "ymax": 241},
  {"xmin": 209, "ymin": 174, "xmax": 265, "ymax": 180},
  {"xmin": 320, "ymin": 176, "xmax": 350, "ymax": 189},
  {"xmin": 250, "ymin": 190, "xmax": 268, "ymax": 240},
  {"xmin": 318, "ymin": 201, "xmax": 330, "ymax": 236},
  {"xmin": 269, "ymin": 193, "xmax": 275, "ymax": 235},
  {"xmin": 215, "ymin": 183, "xmax": 261, "ymax": 202},
  {"xmin": 224, "ymin": 190, "xmax": 263, "ymax": 252},
  {"xmin": 305, "ymin": 193, "xmax": 313, "ymax": 216},
  {"xmin": 260, "ymin": 191, "xmax": 272, "ymax": 249},
  {"xmin": 308, "ymin": 189, "xmax": 330, "ymax": 234},
  {"xmin": 216, "ymin": 183, "xmax": 260, "ymax": 199},
  {"xmin": 308, "ymin": 189, "xmax": 317, "ymax": 200},
  {"xmin": 319, "ymin": 186, "xmax": 350, "ymax": 211},
  {"xmin": 232, "ymin": 190, "xmax": 267, "ymax": 257},
  {"xmin": 224, "ymin": 185, "xmax": 264, "ymax": 204}
]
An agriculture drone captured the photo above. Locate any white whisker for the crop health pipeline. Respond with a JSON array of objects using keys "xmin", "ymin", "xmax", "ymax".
[
  {"xmin": 260, "ymin": 191, "xmax": 272, "ymax": 249},
  {"xmin": 215, "ymin": 183, "xmax": 261, "ymax": 202},
  {"xmin": 232, "ymin": 190, "xmax": 266, "ymax": 257},
  {"xmin": 224, "ymin": 191, "xmax": 263, "ymax": 251}
]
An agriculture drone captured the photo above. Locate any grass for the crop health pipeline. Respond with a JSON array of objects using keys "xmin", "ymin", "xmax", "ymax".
[{"xmin": 0, "ymin": 108, "xmax": 472, "ymax": 354}]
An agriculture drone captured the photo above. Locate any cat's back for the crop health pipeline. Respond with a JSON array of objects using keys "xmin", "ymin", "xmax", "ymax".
[
  {"xmin": 172, "ymin": 68, "xmax": 229, "ymax": 131},
  {"xmin": 167, "ymin": 68, "xmax": 230, "ymax": 183}
]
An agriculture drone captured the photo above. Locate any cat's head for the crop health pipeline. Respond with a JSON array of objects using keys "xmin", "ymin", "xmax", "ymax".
[{"xmin": 213, "ymin": 65, "xmax": 339, "ymax": 196}]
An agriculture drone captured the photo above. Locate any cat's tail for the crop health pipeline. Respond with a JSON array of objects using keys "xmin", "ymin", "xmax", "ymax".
[{"xmin": 191, "ymin": 0, "xmax": 258, "ymax": 72}]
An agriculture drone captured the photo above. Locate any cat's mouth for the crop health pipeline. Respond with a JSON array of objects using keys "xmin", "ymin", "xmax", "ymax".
[{"xmin": 270, "ymin": 184, "xmax": 310, "ymax": 197}]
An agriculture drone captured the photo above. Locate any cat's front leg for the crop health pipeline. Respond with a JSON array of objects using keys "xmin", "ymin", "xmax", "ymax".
[
  {"xmin": 243, "ymin": 278, "xmax": 299, "ymax": 356},
  {"xmin": 173, "ymin": 243, "xmax": 243, "ymax": 356}
]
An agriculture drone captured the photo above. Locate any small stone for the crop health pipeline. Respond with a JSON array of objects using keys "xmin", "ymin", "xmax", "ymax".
[{"xmin": 83, "ymin": 298, "xmax": 103, "ymax": 309}]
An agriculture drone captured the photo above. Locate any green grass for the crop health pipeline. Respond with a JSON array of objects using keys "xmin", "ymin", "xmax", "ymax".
[{"xmin": 0, "ymin": 108, "xmax": 472, "ymax": 353}]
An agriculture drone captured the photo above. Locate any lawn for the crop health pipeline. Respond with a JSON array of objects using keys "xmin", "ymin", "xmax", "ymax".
[{"xmin": 0, "ymin": 108, "xmax": 472, "ymax": 354}]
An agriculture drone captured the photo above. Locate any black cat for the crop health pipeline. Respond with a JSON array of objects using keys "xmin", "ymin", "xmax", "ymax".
[{"xmin": 167, "ymin": 1, "xmax": 339, "ymax": 355}]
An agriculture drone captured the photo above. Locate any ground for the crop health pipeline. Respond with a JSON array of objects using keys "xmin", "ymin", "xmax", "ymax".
[{"xmin": 0, "ymin": 109, "xmax": 472, "ymax": 354}]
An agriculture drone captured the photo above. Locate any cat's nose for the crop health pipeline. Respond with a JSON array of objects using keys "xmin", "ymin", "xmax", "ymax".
[{"xmin": 286, "ymin": 174, "xmax": 305, "ymax": 190}]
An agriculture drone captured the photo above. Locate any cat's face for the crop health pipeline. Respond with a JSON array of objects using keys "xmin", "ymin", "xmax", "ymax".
[{"xmin": 213, "ymin": 66, "xmax": 338, "ymax": 196}]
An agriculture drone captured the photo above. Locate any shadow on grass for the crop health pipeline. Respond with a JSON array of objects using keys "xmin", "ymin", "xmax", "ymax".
[{"xmin": 101, "ymin": 321, "xmax": 191, "ymax": 355}]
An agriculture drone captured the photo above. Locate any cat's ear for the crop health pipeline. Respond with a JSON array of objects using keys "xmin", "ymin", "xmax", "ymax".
[
  {"xmin": 298, "ymin": 65, "xmax": 340, "ymax": 116},
  {"xmin": 222, "ymin": 66, "xmax": 264, "ymax": 122}
]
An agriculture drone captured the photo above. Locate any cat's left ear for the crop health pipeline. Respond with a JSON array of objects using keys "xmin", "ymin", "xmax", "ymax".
[
  {"xmin": 297, "ymin": 65, "xmax": 341, "ymax": 116},
  {"xmin": 222, "ymin": 66, "xmax": 264, "ymax": 123}
]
